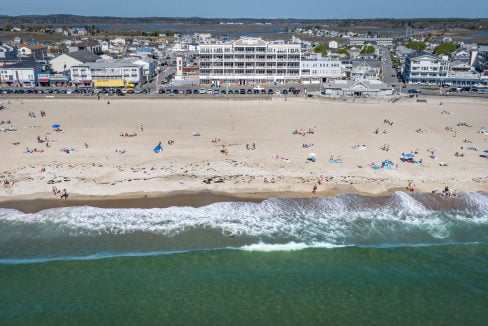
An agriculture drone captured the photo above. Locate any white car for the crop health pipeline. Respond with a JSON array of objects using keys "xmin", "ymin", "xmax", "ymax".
[
  {"xmin": 253, "ymin": 86, "xmax": 264, "ymax": 91},
  {"xmin": 199, "ymin": 88, "xmax": 206, "ymax": 94}
]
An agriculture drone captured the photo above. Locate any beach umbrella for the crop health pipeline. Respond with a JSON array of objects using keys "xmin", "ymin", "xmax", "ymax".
[
  {"xmin": 51, "ymin": 124, "xmax": 61, "ymax": 129},
  {"xmin": 484, "ymin": 150, "xmax": 488, "ymax": 154},
  {"xmin": 405, "ymin": 153, "xmax": 415, "ymax": 158},
  {"xmin": 309, "ymin": 153, "xmax": 317, "ymax": 157}
]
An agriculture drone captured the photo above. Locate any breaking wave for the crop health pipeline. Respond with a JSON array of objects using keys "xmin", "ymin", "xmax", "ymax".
[{"xmin": 1, "ymin": 192, "xmax": 487, "ymax": 249}]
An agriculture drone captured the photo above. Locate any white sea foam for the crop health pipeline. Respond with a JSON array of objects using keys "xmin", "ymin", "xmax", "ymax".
[
  {"xmin": 0, "ymin": 192, "xmax": 487, "ymax": 245},
  {"xmin": 239, "ymin": 242, "xmax": 346, "ymax": 252}
]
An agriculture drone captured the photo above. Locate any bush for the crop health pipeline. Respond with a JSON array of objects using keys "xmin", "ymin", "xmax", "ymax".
[
  {"xmin": 433, "ymin": 42, "xmax": 457, "ymax": 55},
  {"xmin": 406, "ymin": 40, "xmax": 426, "ymax": 51}
]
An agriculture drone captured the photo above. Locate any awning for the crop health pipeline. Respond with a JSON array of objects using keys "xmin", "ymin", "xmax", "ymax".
[{"xmin": 39, "ymin": 78, "xmax": 49, "ymax": 83}]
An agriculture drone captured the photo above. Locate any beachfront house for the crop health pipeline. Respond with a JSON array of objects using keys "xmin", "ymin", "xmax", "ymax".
[
  {"xmin": 403, "ymin": 51, "xmax": 482, "ymax": 86},
  {"xmin": 0, "ymin": 60, "xmax": 41, "ymax": 87},
  {"xmin": 322, "ymin": 79, "xmax": 394, "ymax": 97},
  {"xmin": 300, "ymin": 54, "xmax": 344, "ymax": 84},
  {"xmin": 402, "ymin": 51, "xmax": 449, "ymax": 85},
  {"xmin": 351, "ymin": 60, "xmax": 382, "ymax": 81}
]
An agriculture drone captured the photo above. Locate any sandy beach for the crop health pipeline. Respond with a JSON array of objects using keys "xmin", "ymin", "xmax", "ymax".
[{"xmin": 0, "ymin": 96, "xmax": 487, "ymax": 207}]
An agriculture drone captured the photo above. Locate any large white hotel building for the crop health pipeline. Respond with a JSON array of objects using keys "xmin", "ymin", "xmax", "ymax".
[{"xmin": 199, "ymin": 37, "xmax": 301, "ymax": 86}]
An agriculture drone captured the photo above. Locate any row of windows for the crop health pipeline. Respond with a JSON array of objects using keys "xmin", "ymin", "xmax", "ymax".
[
  {"xmin": 200, "ymin": 47, "xmax": 300, "ymax": 54},
  {"xmin": 200, "ymin": 55, "xmax": 300, "ymax": 60},
  {"xmin": 200, "ymin": 69, "xmax": 300, "ymax": 74},
  {"xmin": 201, "ymin": 62, "xmax": 300, "ymax": 67}
]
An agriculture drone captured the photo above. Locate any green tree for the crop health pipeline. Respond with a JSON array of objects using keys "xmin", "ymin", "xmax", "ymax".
[
  {"xmin": 406, "ymin": 40, "xmax": 427, "ymax": 51},
  {"xmin": 433, "ymin": 42, "xmax": 457, "ymax": 55},
  {"xmin": 4, "ymin": 23, "xmax": 14, "ymax": 31},
  {"xmin": 313, "ymin": 44, "xmax": 328, "ymax": 56},
  {"xmin": 360, "ymin": 45, "xmax": 375, "ymax": 55},
  {"xmin": 336, "ymin": 48, "xmax": 349, "ymax": 56}
]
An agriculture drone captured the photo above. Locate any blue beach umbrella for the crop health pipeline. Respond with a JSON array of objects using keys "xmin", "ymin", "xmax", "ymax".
[
  {"xmin": 484, "ymin": 150, "xmax": 488, "ymax": 154},
  {"xmin": 52, "ymin": 124, "xmax": 61, "ymax": 129},
  {"xmin": 405, "ymin": 153, "xmax": 415, "ymax": 158}
]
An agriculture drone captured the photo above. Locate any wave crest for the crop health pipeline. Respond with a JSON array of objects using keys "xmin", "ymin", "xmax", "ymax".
[{"xmin": 0, "ymin": 192, "xmax": 487, "ymax": 246}]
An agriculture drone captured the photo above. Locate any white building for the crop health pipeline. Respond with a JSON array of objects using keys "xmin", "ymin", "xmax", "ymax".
[
  {"xmin": 0, "ymin": 44, "xmax": 16, "ymax": 59},
  {"xmin": 323, "ymin": 79, "xmax": 394, "ymax": 97},
  {"xmin": 70, "ymin": 61, "xmax": 143, "ymax": 87},
  {"xmin": 402, "ymin": 51, "xmax": 449, "ymax": 84},
  {"xmin": 349, "ymin": 37, "xmax": 393, "ymax": 47},
  {"xmin": 300, "ymin": 54, "xmax": 344, "ymax": 84},
  {"xmin": 123, "ymin": 57, "xmax": 157, "ymax": 82},
  {"xmin": 351, "ymin": 60, "xmax": 382, "ymax": 81},
  {"xmin": 49, "ymin": 51, "xmax": 100, "ymax": 73},
  {"xmin": 0, "ymin": 61, "xmax": 41, "ymax": 87},
  {"xmin": 199, "ymin": 37, "xmax": 301, "ymax": 86},
  {"xmin": 328, "ymin": 41, "xmax": 338, "ymax": 49}
]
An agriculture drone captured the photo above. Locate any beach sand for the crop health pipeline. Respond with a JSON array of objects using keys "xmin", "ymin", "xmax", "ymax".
[{"xmin": 0, "ymin": 96, "xmax": 487, "ymax": 207}]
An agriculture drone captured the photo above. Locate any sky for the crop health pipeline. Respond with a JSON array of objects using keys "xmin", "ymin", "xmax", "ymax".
[{"xmin": 2, "ymin": 0, "xmax": 487, "ymax": 19}]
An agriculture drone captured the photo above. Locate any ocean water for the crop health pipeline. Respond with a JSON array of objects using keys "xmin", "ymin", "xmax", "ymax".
[{"xmin": 1, "ymin": 192, "xmax": 488, "ymax": 324}]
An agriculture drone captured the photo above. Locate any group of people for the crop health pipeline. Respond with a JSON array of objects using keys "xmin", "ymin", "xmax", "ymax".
[
  {"xmin": 120, "ymin": 132, "xmax": 138, "ymax": 137},
  {"xmin": 432, "ymin": 186, "xmax": 457, "ymax": 198},
  {"xmin": 263, "ymin": 177, "xmax": 277, "ymax": 184},
  {"xmin": 293, "ymin": 127, "xmax": 317, "ymax": 137},
  {"xmin": 52, "ymin": 186, "xmax": 69, "ymax": 200},
  {"xmin": 3, "ymin": 179, "xmax": 14, "ymax": 187},
  {"xmin": 380, "ymin": 144, "xmax": 390, "ymax": 152},
  {"xmin": 383, "ymin": 119, "xmax": 394, "ymax": 126}
]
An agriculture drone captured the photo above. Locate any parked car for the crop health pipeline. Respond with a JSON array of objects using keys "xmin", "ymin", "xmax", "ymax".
[
  {"xmin": 407, "ymin": 88, "xmax": 421, "ymax": 94},
  {"xmin": 247, "ymin": 89, "xmax": 252, "ymax": 94},
  {"xmin": 240, "ymin": 89, "xmax": 246, "ymax": 94},
  {"xmin": 193, "ymin": 89, "xmax": 199, "ymax": 94},
  {"xmin": 186, "ymin": 89, "xmax": 192, "ymax": 95},
  {"xmin": 199, "ymin": 88, "xmax": 206, "ymax": 94},
  {"xmin": 268, "ymin": 89, "xmax": 274, "ymax": 95}
]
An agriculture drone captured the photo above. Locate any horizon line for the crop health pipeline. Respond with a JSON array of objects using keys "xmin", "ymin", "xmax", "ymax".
[{"xmin": 1, "ymin": 14, "xmax": 487, "ymax": 21}]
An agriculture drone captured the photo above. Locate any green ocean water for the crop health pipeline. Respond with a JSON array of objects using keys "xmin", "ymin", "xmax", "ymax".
[
  {"xmin": 1, "ymin": 244, "xmax": 487, "ymax": 325},
  {"xmin": 1, "ymin": 193, "xmax": 488, "ymax": 324}
]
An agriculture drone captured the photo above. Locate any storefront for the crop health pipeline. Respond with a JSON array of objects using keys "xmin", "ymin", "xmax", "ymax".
[{"xmin": 37, "ymin": 73, "xmax": 69, "ymax": 87}]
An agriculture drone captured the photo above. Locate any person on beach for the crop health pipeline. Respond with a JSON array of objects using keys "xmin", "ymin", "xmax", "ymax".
[
  {"xmin": 406, "ymin": 181, "xmax": 415, "ymax": 193},
  {"xmin": 312, "ymin": 184, "xmax": 318, "ymax": 195},
  {"xmin": 60, "ymin": 189, "xmax": 69, "ymax": 200}
]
